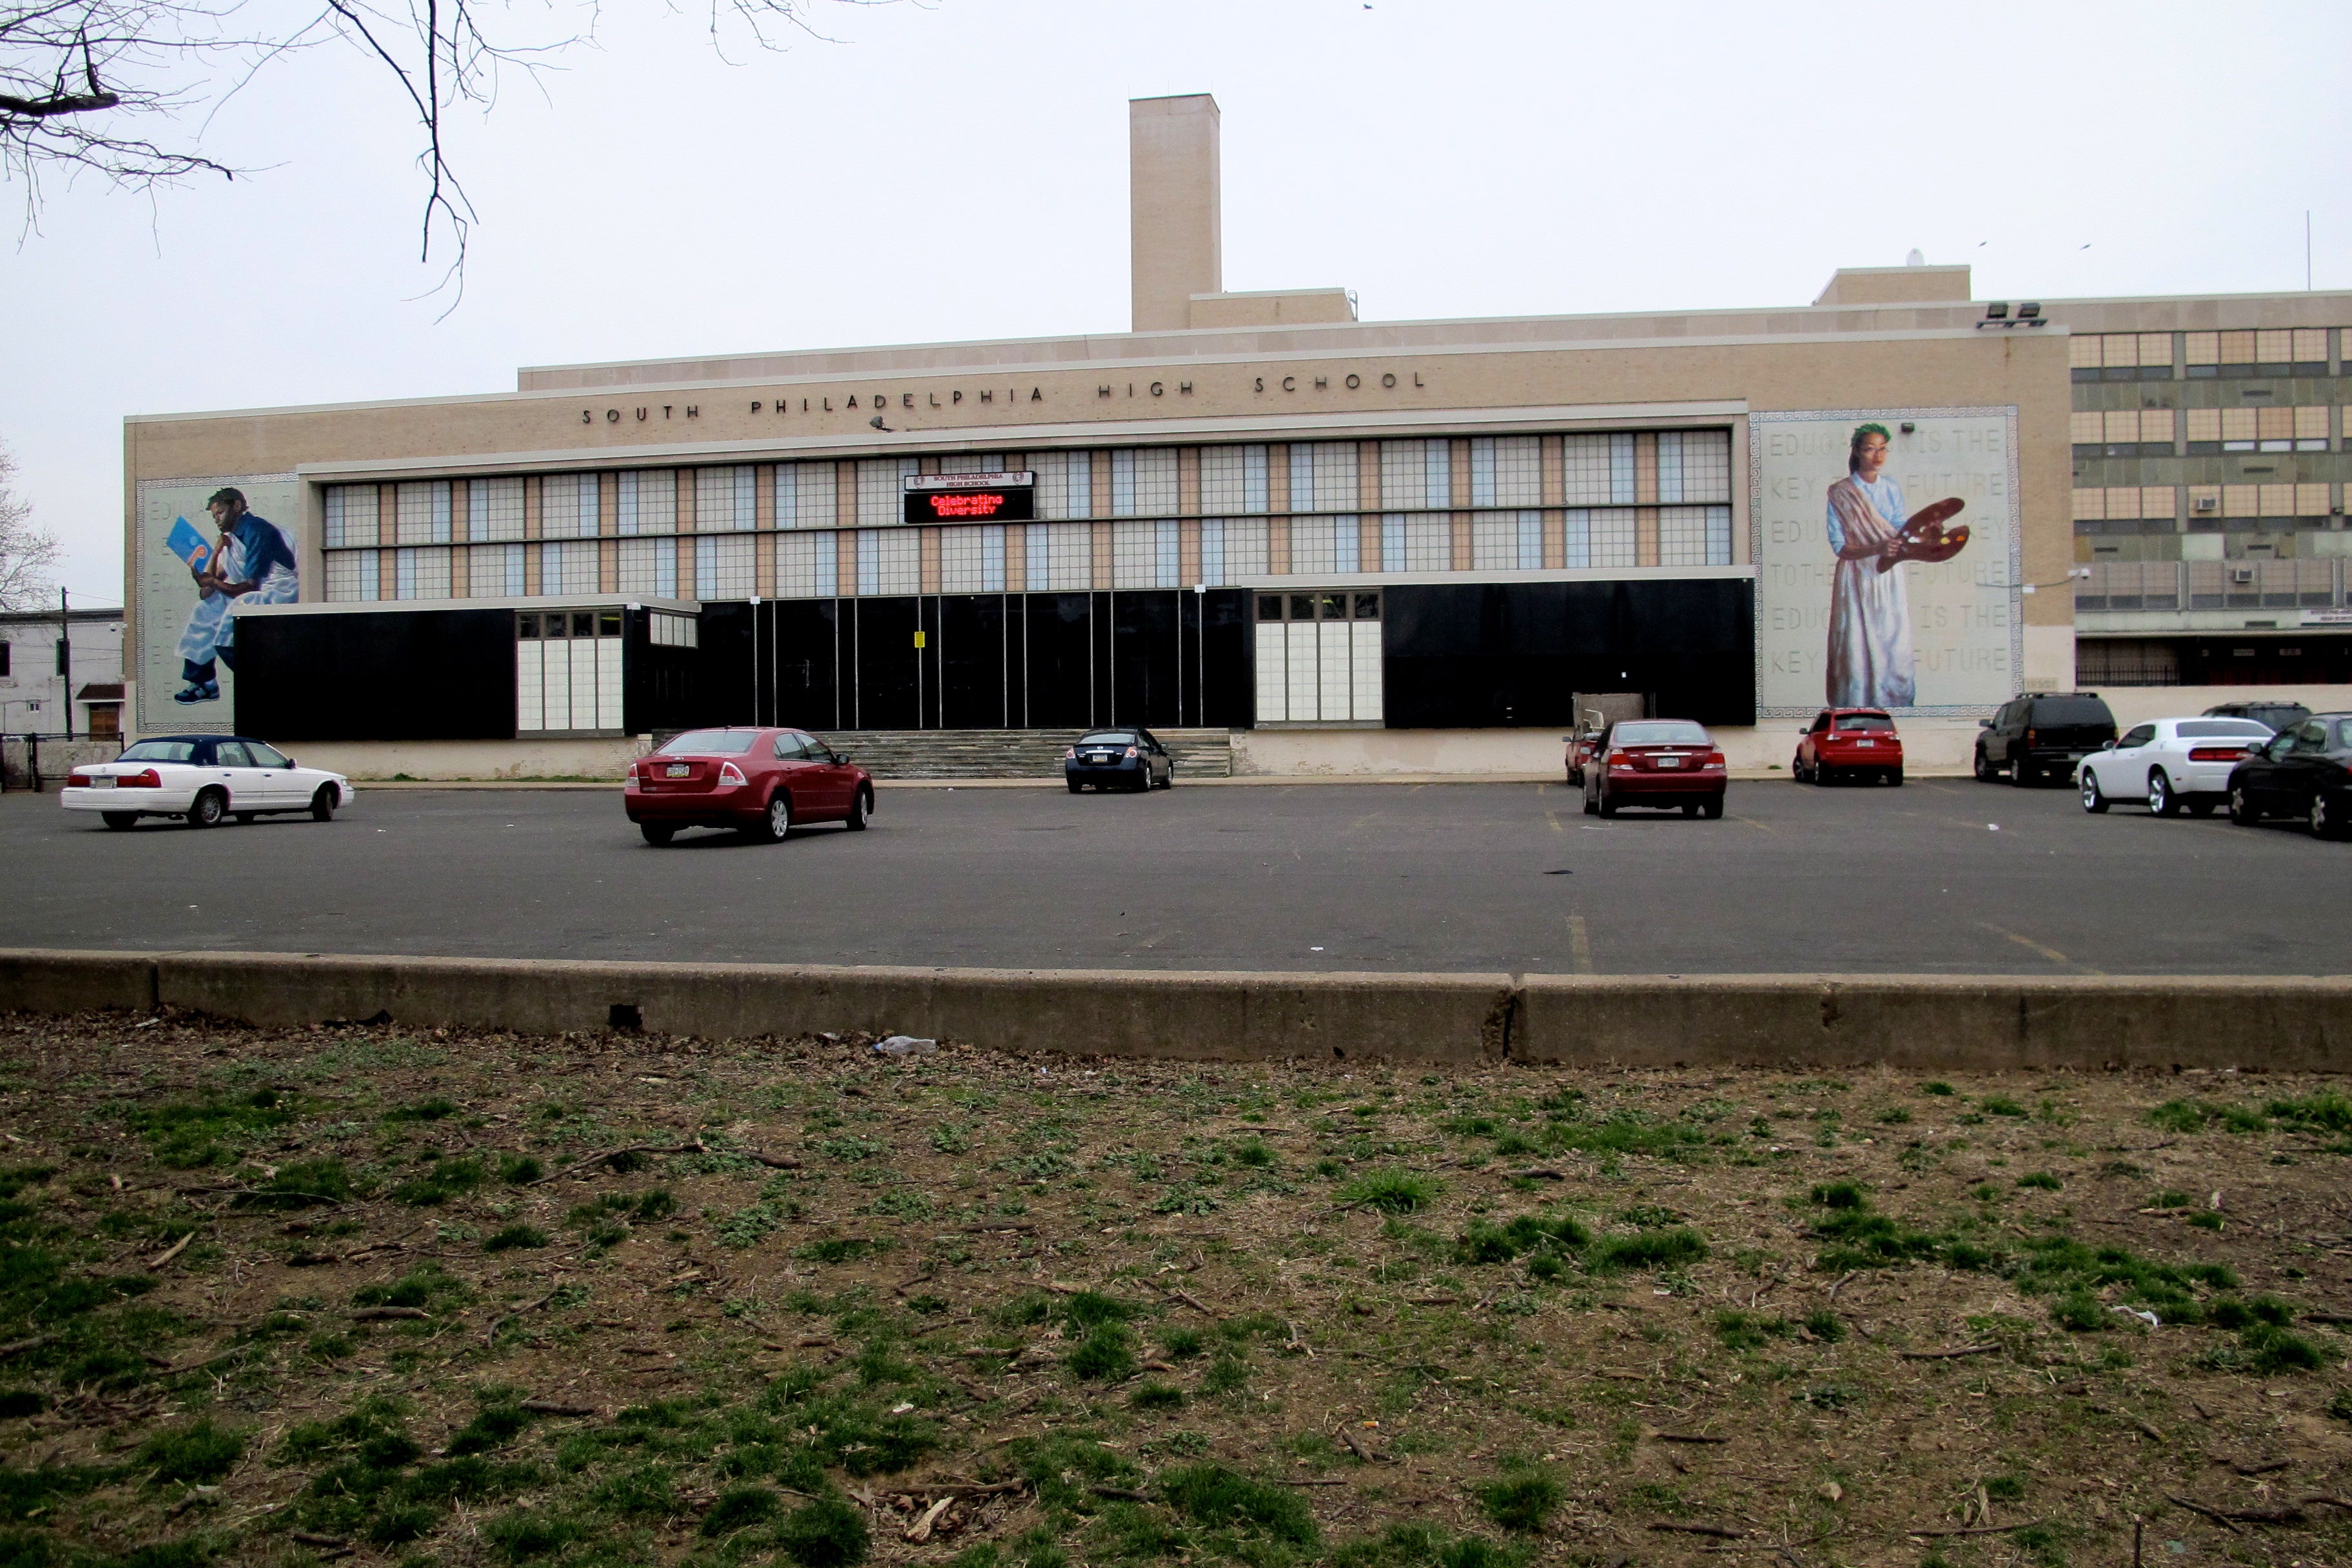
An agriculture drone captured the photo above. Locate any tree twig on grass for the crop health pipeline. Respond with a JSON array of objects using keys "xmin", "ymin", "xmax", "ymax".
[
  {"xmin": 485, "ymin": 1288, "xmax": 567, "ymax": 1345},
  {"xmin": 1650, "ymin": 1522, "xmax": 1743, "ymax": 1539},
  {"xmin": 146, "ymin": 1231, "xmax": 196, "ymax": 1271},
  {"xmin": 519, "ymin": 1399, "xmax": 597, "ymax": 1416},
  {"xmin": 524, "ymin": 1141, "xmax": 709, "ymax": 1185},
  {"xmin": 1899, "ymin": 1343, "xmax": 2001, "ymax": 1360},
  {"xmin": 1906, "ymin": 1520, "xmax": 2052, "ymax": 1538}
]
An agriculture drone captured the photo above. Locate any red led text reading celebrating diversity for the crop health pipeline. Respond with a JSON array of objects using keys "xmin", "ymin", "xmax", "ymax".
[{"xmin": 925, "ymin": 491, "xmax": 1009, "ymax": 519}]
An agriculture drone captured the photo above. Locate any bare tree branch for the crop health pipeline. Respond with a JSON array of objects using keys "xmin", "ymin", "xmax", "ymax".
[{"xmin": 3, "ymin": 0, "xmax": 888, "ymax": 298}]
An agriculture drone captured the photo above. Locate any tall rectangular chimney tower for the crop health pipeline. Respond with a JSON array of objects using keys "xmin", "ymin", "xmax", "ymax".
[{"xmin": 1129, "ymin": 94, "xmax": 1222, "ymax": 333}]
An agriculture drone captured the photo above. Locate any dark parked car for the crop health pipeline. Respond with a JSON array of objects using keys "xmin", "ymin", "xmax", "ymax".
[
  {"xmin": 1975, "ymin": 692, "xmax": 2117, "ymax": 786},
  {"xmin": 1064, "ymin": 729, "xmax": 1173, "ymax": 792},
  {"xmin": 2203, "ymin": 700, "xmax": 2311, "ymax": 734},
  {"xmin": 2225, "ymin": 712, "xmax": 2352, "ymax": 838},
  {"xmin": 1582, "ymin": 719, "xmax": 1726, "ymax": 818},
  {"xmin": 624, "ymin": 727, "xmax": 873, "ymax": 845},
  {"xmin": 1794, "ymin": 708, "xmax": 1903, "ymax": 787}
]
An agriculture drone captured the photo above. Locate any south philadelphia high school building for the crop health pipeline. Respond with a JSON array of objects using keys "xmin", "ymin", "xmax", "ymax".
[{"xmin": 121, "ymin": 96, "xmax": 2352, "ymax": 779}]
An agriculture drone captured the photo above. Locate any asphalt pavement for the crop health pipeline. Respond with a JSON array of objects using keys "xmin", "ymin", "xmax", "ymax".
[{"xmin": 0, "ymin": 776, "xmax": 2344, "ymax": 975}]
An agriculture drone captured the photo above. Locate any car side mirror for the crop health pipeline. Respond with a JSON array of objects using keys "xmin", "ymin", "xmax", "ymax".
[
  {"xmin": 284, "ymin": 758, "xmax": 297, "ymax": 768},
  {"xmin": 1978, "ymin": 718, "xmax": 1994, "ymax": 728},
  {"xmin": 2099, "ymin": 741, "xmax": 2114, "ymax": 750}
]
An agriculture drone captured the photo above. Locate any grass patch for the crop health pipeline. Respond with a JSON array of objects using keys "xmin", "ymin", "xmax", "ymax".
[
  {"xmin": 1475, "ymin": 1470, "xmax": 1563, "ymax": 1534},
  {"xmin": 1341, "ymin": 1169, "xmax": 1440, "ymax": 1213},
  {"xmin": 1161, "ymin": 1462, "xmax": 1320, "ymax": 1545}
]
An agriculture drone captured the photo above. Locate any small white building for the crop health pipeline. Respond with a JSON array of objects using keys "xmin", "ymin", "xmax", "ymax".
[{"xmin": 0, "ymin": 607, "xmax": 127, "ymax": 740}]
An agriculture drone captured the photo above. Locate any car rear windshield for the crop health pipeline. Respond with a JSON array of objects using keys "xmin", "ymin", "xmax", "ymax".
[
  {"xmin": 1077, "ymin": 732, "xmax": 1137, "ymax": 746},
  {"xmin": 117, "ymin": 740, "xmax": 197, "ymax": 762},
  {"xmin": 2248, "ymin": 706, "xmax": 2311, "ymax": 729},
  {"xmin": 1613, "ymin": 721, "xmax": 1709, "ymax": 746},
  {"xmin": 2177, "ymin": 720, "xmax": 2271, "ymax": 739},
  {"xmin": 1834, "ymin": 714, "xmax": 1895, "ymax": 732},
  {"xmin": 2030, "ymin": 699, "xmax": 2112, "ymax": 727},
  {"xmin": 658, "ymin": 730, "xmax": 761, "ymax": 756}
]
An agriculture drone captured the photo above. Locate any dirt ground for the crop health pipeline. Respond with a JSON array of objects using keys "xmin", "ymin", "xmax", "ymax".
[{"xmin": 2, "ymin": 1011, "xmax": 2351, "ymax": 1568}]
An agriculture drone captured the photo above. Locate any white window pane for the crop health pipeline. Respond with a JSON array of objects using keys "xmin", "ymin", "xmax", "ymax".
[
  {"xmin": 1028, "ymin": 522, "xmax": 1093, "ymax": 590},
  {"xmin": 1563, "ymin": 435, "xmax": 1611, "ymax": 505},
  {"xmin": 694, "ymin": 466, "xmax": 754, "ymax": 533},
  {"xmin": 857, "ymin": 528, "xmax": 918, "ymax": 595},
  {"xmin": 1200, "ymin": 445, "xmax": 1269, "ymax": 514},
  {"xmin": 395, "ymin": 481, "xmax": 451, "ymax": 545},
  {"xmin": 469, "ymin": 543, "xmax": 525, "ymax": 596},
  {"xmin": 618, "ymin": 538, "xmax": 676, "ymax": 596},
  {"xmin": 542, "ymin": 474, "xmax": 600, "ymax": 540},
  {"xmin": 1680, "ymin": 430, "xmax": 1730, "ymax": 503},
  {"xmin": 1658, "ymin": 505, "xmax": 1712, "ymax": 567},
  {"xmin": 618, "ymin": 470, "xmax": 676, "ymax": 536},
  {"xmin": 778, "ymin": 531, "xmax": 838, "ymax": 598},
  {"xmin": 1610, "ymin": 434, "xmax": 1636, "ymax": 505},
  {"xmin": 541, "ymin": 540, "xmax": 600, "ymax": 594},
  {"xmin": 940, "ymin": 524, "xmax": 1007, "ymax": 593},
  {"xmin": 1290, "ymin": 515, "xmax": 1342, "ymax": 575},
  {"xmin": 467, "ymin": 477, "xmax": 524, "ymax": 542},
  {"xmin": 1591, "ymin": 507, "xmax": 1637, "ymax": 568},
  {"xmin": 1563, "ymin": 509, "xmax": 1591, "ymax": 569},
  {"xmin": 858, "ymin": 458, "xmax": 916, "ymax": 527}
]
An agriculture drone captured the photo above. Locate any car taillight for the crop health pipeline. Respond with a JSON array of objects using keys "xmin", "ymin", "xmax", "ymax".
[
  {"xmin": 2188, "ymin": 747, "xmax": 2246, "ymax": 763},
  {"xmin": 1703, "ymin": 751, "xmax": 1726, "ymax": 769},
  {"xmin": 66, "ymin": 772, "xmax": 92, "ymax": 788},
  {"xmin": 1124, "ymin": 745, "xmax": 1139, "ymax": 758},
  {"xmin": 1063, "ymin": 747, "xmax": 1075, "ymax": 760},
  {"xmin": 119, "ymin": 769, "xmax": 161, "ymax": 789},
  {"xmin": 718, "ymin": 762, "xmax": 747, "ymax": 787},
  {"xmin": 2025, "ymin": 729, "xmax": 2037, "ymax": 747},
  {"xmin": 1607, "ymin": 750, "xmax": 1631, "ymax": 767}
]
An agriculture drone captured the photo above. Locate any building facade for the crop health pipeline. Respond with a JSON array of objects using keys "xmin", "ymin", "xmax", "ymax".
[{"xmin": 115, "ymin": 96, "xmax": 2347, "ymax": 779}]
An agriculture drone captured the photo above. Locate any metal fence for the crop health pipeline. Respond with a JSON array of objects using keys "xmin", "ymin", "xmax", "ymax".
[{"xmin": 2075, "ymin": 558, "xmax": 2347, "ymax": 613}]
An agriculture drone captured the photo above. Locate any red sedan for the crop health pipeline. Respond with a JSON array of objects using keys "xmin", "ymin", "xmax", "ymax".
[
  {"xmin": 1794, "ymin": 709, "xmax": 1904, "ymax": 787},
  {"xmin": 625, "ymin": 727, "xmax": 874, "ymax": 846},
  {"xmin": 1582, "ymin": 719, "xmax": 1727, "ymax": 818}
]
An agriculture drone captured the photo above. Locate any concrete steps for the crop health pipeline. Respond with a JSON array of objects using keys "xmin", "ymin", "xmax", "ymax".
[{"xmin": 823, "ymin": 728, "xmax": 1233, "ymax": 780}]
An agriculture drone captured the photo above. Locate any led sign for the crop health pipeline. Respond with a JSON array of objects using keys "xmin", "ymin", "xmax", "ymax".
[{"xmin": 903, "ymin": 471, "xmax": 1035, "ymax": 524}]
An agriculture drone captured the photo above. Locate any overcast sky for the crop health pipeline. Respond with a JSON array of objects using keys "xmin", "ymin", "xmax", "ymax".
[{"xmin": 5, "ymin": 0, "xmax": 2347, "ymax": 607}]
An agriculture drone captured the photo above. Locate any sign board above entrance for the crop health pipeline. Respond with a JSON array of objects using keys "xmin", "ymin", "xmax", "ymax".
[{"xmin": 903, "ymin": 471, "xmax": 1036, "ymax": 524}]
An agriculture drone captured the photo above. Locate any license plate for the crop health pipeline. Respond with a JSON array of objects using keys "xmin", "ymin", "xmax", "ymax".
[
  {"xmin": 1654, "ymin": 756, "xmax": 1683, "ymax": 768},
  {"xmin": 1855, "ymin": 740, "xmax": 1876, "ymax": 748},
  {"xmin": 92, "ymin": 777, "xmax": 115, "ymax": 790},
  {"xmin": 666, "ymin": 763, "xmax": 689, "ymax": 778}
]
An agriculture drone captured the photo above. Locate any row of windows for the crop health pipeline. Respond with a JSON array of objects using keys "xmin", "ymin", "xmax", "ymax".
[
  {"xmin": 323, "ymin": 506, "xmax": 1737, "ymax": 603},
  {"xmin": 2072, "ymin": 482, "xmax": 2340, "ymax": 522},
  {"xmin": 318, "ymin": 431, "xmax": 1734, "ymax": 545},
  {"xmin": 2070, "ymin": 328, "xmax": 2341, "ymax": 378},
  {"xmin": 2071, "ymin": 406, "xmax": 2338, "ymax": 453}
]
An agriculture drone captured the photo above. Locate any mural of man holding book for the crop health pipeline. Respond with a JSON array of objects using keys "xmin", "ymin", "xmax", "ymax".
[{"xmin": 170, "ymin": 487, "xmax": 298, "ymax": 705}]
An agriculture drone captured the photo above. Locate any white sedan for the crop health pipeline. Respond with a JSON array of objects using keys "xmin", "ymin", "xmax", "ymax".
[
  {"xmin": 2076, "ymin": 717, "xmax": 2274, "ymax": 818},
  {"xmin": 62, "ymin": 734, "xmax": 356, "ymax": 830}
]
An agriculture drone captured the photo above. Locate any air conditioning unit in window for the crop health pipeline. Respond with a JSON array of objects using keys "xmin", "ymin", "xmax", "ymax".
[
  {"xmin": 2193, "ymin": 497, "xmax": 2219, "ymax": 513},
  {"xmin": 2229, "ymin": 567, "xmax": 2257, "ymax": 583}
]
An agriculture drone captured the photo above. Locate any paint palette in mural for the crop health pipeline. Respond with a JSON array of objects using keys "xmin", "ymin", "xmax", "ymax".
[{"xmin": 1878, "ymin": 498, "xmax": 1970, "ymax": 574}]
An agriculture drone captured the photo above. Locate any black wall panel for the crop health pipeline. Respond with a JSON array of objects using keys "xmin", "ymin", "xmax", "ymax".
[
  {"xmin": 1111, "ymin": 591, "xmax": 1181, "ymax": 728},
  {"xmin": 852, "ymin": 599, "xmax": 921, "ymax": 729},
  {"xmin": 769, "ymin": 600, "xmax": 843, "ymax": 732},
  {"xmin": 1024, "ymin": 594, "xmax": 1094, "ymax": 728},
  {"xmin": 696, "ymin": 603, "xmax": 756, "ymax": 729},
  {"xmin": 938, "ymin": 596, "xmax": 1010, "ymax": 729},
  {"xmin": 237, "ymin": 609, "xmax": 515, "ymax": 741},
  {"xmin": 1198, "ymin": 588, "xmax": 1255, "ymax": 729},
  {"xmin": 1383, "ymin": 580, "xmax": 1754, "ymax": 729}
]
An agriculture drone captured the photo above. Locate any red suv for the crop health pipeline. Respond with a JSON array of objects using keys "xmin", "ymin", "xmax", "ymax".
[
  {"xmin": 625, "ymin": 727, "xmax": 874, "ymax": 846},
  {"xmin": 1582, "ymin": 719, "xmax": 1727, "ymax": 818},
  {"xmin": 1794, "ymin": 709, "xmax": 1904, "ymax": 787}
]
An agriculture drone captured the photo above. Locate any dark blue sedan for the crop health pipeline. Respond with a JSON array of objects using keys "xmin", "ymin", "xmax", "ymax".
[{"xmin": 1064, "ymin": 729, "xmax": 1173, "ymax": 793}]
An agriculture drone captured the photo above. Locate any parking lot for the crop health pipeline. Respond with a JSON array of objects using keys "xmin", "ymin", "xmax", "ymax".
[{"xmin": 1, "ymin": 774, "xmax": 2344, "ymax": 975}]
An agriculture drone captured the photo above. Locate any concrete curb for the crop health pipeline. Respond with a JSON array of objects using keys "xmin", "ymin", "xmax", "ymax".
[
  {"xmin": 317, "ymin": 770, "xmax": 1968, "ymax": 791},
  {"xmin": 3, "ymin": 948, "xmax": 2347, "ymax": 1070}
]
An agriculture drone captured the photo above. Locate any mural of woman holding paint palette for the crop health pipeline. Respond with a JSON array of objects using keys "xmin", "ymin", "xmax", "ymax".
[{"xmin": 1823, "ymin": 422, "xmax": 1970, "ymax": 709}]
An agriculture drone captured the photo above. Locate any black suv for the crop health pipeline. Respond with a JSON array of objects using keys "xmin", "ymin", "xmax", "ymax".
[
  {"xmin": 2203, "ymin": 700, "xmax": 2311, "ymax": 734},
  {"xmin": 1975, "ymin": 692, "xmax": 2118, "ymax": 786}
]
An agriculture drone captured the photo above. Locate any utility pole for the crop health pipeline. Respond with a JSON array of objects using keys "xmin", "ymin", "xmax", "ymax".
[{"xmin": 57, "ymin": 589, "xmax": 74, "ymax": 742}]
